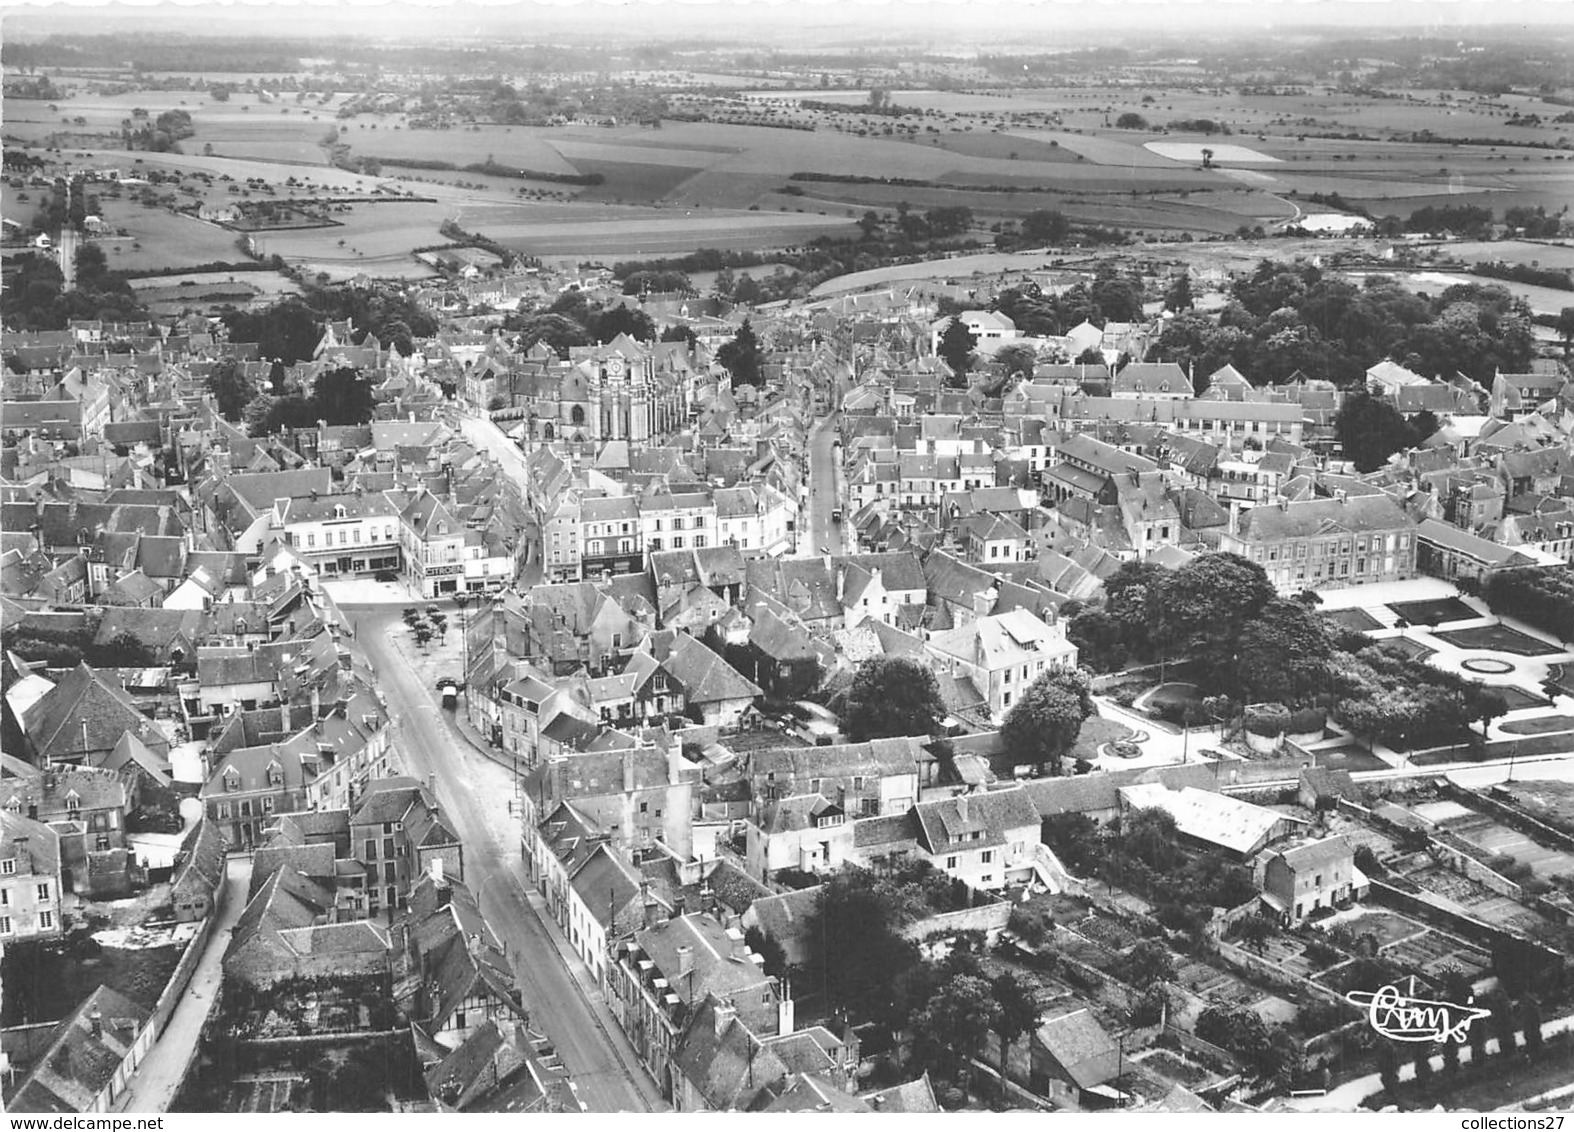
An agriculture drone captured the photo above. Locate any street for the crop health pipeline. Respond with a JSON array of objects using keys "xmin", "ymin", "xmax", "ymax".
[
  {"xmin": 803, "ymin": 413, "xmax": 851, "ymax": 557},
  {"xmin": 454, "ymin": 411, "xmax": 543, "ymax": 586},
  {"xmin": 118, "ymin": 857, "xmax": 250, "ymax": 1113},
  {"xmin": 346, "ymin": 603, "xmax": 664, "ymax": 1112}
]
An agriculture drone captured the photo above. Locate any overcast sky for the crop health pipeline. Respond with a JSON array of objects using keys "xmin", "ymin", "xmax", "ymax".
[{"xmin": 5, "ymin": 0, "xmax": 1574, "ymax": 45}]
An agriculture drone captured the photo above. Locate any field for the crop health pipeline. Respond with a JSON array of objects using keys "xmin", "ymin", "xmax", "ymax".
[
  {"xmin": 93, "ymin": 198, "xmax": 251, "ymax": 273},
  {"xmin": 8, "ymin": 74, "xmax": 1574, "ymax": 276}
]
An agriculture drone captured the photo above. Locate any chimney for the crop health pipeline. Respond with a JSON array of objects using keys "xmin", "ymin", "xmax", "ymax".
[
  {"xmin": 713, "ymin": 998, "xmax": 737, "ymax": 1037},
  {"xmin": 957, "ymin": 793, "xmax": 970, "ymax": 823},
  {"xmin": 778, "ymin": 989, "xmax": 795, "ymax": 1037},
  {"xmin": 429, "ymin": 856, "xmax": 444, "ymax": 886},
  {"xmin": 677, "ymin": 944, "xmax": 694, "ymax": 979},
  {"xmin": 89, "ymin": 1009, "xmax": 103, "ymax": 1038},
  {"xmin": 835, "ymin": 566, "xmax": 845, "ymax": 603},
  {"xmin": 668, "ymin": 741, "xmax": 684, "ymax": 788},
  {"xmin": 623, "ymin": 750, "xmax": 637, "ymax": 793}
]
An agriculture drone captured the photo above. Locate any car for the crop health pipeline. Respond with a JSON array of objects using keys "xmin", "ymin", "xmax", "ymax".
[{"xmin": 434, "ymin": 675, "xmax": 462, "ymax": 690}]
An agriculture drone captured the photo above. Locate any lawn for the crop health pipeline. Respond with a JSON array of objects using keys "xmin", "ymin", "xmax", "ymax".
[
  {"xmin": 1335, "ymin": 910, "xmax": 1425, "ymax": 949},
  {"xmin": 1325, "ymin": 608, "xmax": 1383, "ymax": 633},
  {"xmin": 1373, "ymin": 636, "xmax": 1435, "ymax": 663},
  {"xmin": 1387, "ymin": 597, "xmax": 1478, "ymax": 626},
  {"xmin": 1433, "ymin": 624, "xmax": 1561, "ymax": 656},
  {"xmin": 1072, "ymin": 715, "xmax": 1136, "ymax": 763},
  {"xmin": 1502, "ymin": 714, "xmax": 1574, "ymax": 736},
  {"xmin": 1498, "ymin": 686, "xmax": 1552, "ymax": 712}
]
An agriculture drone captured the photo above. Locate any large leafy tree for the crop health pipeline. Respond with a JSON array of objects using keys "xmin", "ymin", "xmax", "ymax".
[
  {"xmin": 1001, "ymin": 666, "xmax": 1095, "ymax": 775},
  {"xmin": 802, "ymin": 867, "xmax": 919, "ymax": 1017},
  {"xmin": 312, "ymin": 365, "xmax": 376, "ymax": 426},
  {"xmin": 990, "ymin": 972, "xmax": 1039, "ymax": 1094},
  {"xmin": 1157, "ymin": 553, "xmax": 1274, "ymax": 671},
  {"xmin": 206, "ymin": 356, "xmax": 256, "ymax": 421},
  {"xmin": 1235, "ymin": 598, "xmax": 1333, "ymax": 705},
  {"xmin": 587, "ymin": 304, "xmax": 656, "ymax": 344},
  {"xmin": 1020, "ymin": 209, "xmax": 1070, "ymax": 245},
  {"xmin": 844, "ymin": 656, "xmax": 944, "ymax": 740},
  {"xmin": 715, "ymin": 317, "xmax": 764, "ymax": 388},
  {"xmin": 936, "ymin": 316, "xmax": 978, "ymax": 380},
  {"xmin": 991, "ymin": 342, "xmax": 1038, "ymax": 381},
  {"xmin": 915, "ymin": 973, "xmax": 998, "ymax": 1077},
  {"xmin": 1335, "ymin": 388, "xmax": 1419, "ymax": 473}
]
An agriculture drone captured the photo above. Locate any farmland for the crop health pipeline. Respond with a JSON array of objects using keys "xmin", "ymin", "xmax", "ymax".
[{"xmin": 5, "ymin": 35, "xmax": 1573, "ymax": 280}]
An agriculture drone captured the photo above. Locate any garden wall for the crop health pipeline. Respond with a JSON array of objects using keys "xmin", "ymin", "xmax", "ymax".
[
  {"xmin": 1367, "ymin": 879, "xmax": 1509, "ymax": 952},
  {"xmin": 901, "ymin": 900, "xmax": 1013, "ymax": 942},
  {"xmin": 147, "ymin": 876, "xmax": 228, "ymax": 1038},
  {"xmin": 1428, "ymin": 834, "xmax": 1526, "ymax": 900},
  {"xmin": 1445, "ymin": 782, "xmax": 1574, "ymax": 855},
  {"xmin": 1214, "ymin": 939, "xmax": 1348, "ymax": 1008}
]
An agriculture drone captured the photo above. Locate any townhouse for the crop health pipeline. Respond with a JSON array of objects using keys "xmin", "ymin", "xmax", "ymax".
[{"xmin": 1218, "ymin": 492, "xmax": 1419, "ymax": 594}]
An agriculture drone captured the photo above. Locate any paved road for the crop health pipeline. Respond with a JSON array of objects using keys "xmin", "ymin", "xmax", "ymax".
[
  {"xmin": 803, "ymin": 413, "xmax": 850, "ymax": 558},
  {"xmin": 348, "ymin": 604, "xmax": 663, "ymax": 1112},
  {"xmin": 117, "ymin": 857, "xmax": 251, "ymax": 1114},
  {"xmin": 455, "ymin": 412, "xmax": 543, "ymax": 586},
  {"xmin": 1287, "ymin": 1008, "xmax": 1574, "ymax": 1111}
]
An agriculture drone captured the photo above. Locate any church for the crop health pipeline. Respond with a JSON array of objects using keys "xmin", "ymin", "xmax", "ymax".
[{"xmin": 499, "ymin": 334, "xmax": 701, "ymax": 448}]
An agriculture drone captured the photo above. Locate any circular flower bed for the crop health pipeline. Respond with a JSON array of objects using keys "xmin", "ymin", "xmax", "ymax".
[
  {"xmin": 1461, "ymin": 657, "xmax": 1515, "ymax": 675},
  {"xmin": 1106, "ymin": 740, "xmax": 1144, "ymax": 760}
]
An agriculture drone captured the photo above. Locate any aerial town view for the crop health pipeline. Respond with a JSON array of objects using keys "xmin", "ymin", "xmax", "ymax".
[{"xmin": 3, "ymin": 0, "xmax": 1574, "ymax": 1117}]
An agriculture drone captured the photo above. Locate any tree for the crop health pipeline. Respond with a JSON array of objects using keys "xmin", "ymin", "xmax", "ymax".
[
  {"xmin": 992, "ymin": 342, "xmax": 1038, "ymax": 381},
  {"xmin": 915, "ymin": 973, "xmax": 998, "ymax": 1081},
  {"xmin": 1234, "ymin": 598, "xmax": 1333, "ymax": 705},
  {"xmin": 1237, "ymin": 913, "xmax": 1276, "ymax": 954},
  {"xmin": 1158, "ymin": 553, "xmax": 1275, "ymax": 672},
  {"xmin": 1336, "ymin": 388, "xmax": 1419, "ymax": 473},
  {"xmin": 844, "ymin": 656, "xmax": 944, "ymax": 741},
  {"xmin": 991, "ymin": 972, "xmax": 1038, "ymax": 1096},
  {"xmin": 1412, "ymin": 1042, "xmax": 1434, "ymax": 1084},
  {"xmin": 312, "ymin": 365, "xmax": 376, "ymax": 426},
  {"xmin": 1114, "ymin": 112, "xmax": 1149, "ymax": 130},
  {"xmin": 1556, "ymin": 307, "xmax": 1574, "ymax": 357},
  {"xmin": 93, "ymin": 631, "xmax": 159, "ymax": 668},
  {"xmin": 1522, "ymin": 998, "xmax": 1544, "ymax": 1058},
  {"xmin": 803, "ymin": 866, "xmax": 919, "ymax": 1017},
  {"xmin": 413, "ymin": 623, "xmax": 433, "ymax": 651},
  {"xmin": 660, "ymin": 324, "xmax": 697, "ymax": 346},
  {"xmin": 1377, "ymin": 1040, "xmax": 1401, "ymax": 1095},
  {"xmin": 586, "ymin": 303, "xmax": 655, "ymax": 343},
  {"xmin": 1492, "ymin": 996, "xmax": 1518, "ymax": 1056},
  {"xmin": 1020, "ymin": 209, "xmax": 1070, "ymax": 246},
  {"xmin": 715, "ymin": 318, "xmax": 763, "ymax": 388},
  {"xmin": 857, "ymin": 210, "xmax": 882, "ymax": 239},
  {"xmin": 1201, "ymin": 147, "xmax": 1214, "ymax": 169},
  {"xmin": 206, "ymin": 356, "xmax": 256, "ymax": 421},
  {"xmin": 936, "ymin": 316, "xmax": 978, "ymax": 380},
  {"xmin": 1001, "ymin": 667, "xmax": 1095, "ymax": 775},
  {"xmin": 744, "ymin": 926, "xmax": 789, "ymax": 978},
  {"xmin": 1164, "ymin": 272, "xmax": 1194, "ymax": 312},
  {"xmin": 1119, "ymin": 939, "xmax": 1176, "ymax": 990}
]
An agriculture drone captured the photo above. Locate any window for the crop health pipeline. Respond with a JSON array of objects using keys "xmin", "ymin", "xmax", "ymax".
[
  {"xmin": 218, "ymin": 802, "xmax": 231, "ymax": 819},
  {"xmin": 36, "ymin": 882, "xmax": 49, "ymax": 901},
  {"xmin": 65, "ymin": 796, "xmax": 79, "ymax": 815},
  {"xmin": 262, "ymin": 796, "xmax": 274, "ymax": 813},
  {"xmin": 0, "ymin": 889, "xmax": 8, "ymax": 906},
  {"xmin": 384, "ymin": 837, "xmax": 395, "ymax": 858},
  {"xmin": 1003, "ymin": 691, "xmax": 1012, "ymax": 707},
  {"xmin": 1, "ymin": 860, "xmax": 13, "ymax": 876},
  {"xmin": 365, "ymin": 839, "xmax": 378, "ymax": 860},
  {"xmin": 454, "ymin": 1011, "xmax": 466, "ymax": 1031},
  {"xmin": 384, "ymin": 862, "xmax": 397, "ymax": 883},
  {"xmin": 945, "ymin": 856, "xmax": 958, "ymax": 870},
  {"xmin": 981, "ymin": 850, "xmax": 994, "ymax": 864},
  {"xmin": 0, "ymin": 917, "xmax": 10, "ymax": 935}
]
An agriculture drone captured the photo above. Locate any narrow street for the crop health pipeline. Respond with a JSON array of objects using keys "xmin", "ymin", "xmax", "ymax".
[
  {"xmin": 346, "ymin": 603, "xmax": 664, "ymax": 1113},
  {"xmin": 804, "ymin": 413, "xmax": 850, "ymax": 557},
  {"xmin": 118, "ymin": 857, "xmax": 250, "ymax": 1113}
]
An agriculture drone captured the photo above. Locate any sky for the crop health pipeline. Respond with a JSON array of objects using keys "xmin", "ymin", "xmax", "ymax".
[{"xmin": 4, "ymin": 0, "xmax": 1574, "ymax": 45}]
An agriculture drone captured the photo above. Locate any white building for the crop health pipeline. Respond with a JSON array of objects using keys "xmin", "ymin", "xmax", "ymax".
[{"xmin": 925, "ymin": 608, "xmax": 1079, "ymax": 722}]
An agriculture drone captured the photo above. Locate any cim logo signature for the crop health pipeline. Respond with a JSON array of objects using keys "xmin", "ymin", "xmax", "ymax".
[{"xmin": 1345, "ymin": 977, "xmax": 1490, "ymax": 1043}]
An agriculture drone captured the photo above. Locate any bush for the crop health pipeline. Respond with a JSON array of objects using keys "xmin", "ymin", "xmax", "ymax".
[
  {"xmin": 1285, "ymin": 706, "xmax": 1328, "ymax": 734},
  {"xmin": 1244, "ymin": 704, "xmax": 1292, "ymax": 737},
  {"xmin": 1354, "ymin": 845, "xmax": 1386, "ymax": 877}
]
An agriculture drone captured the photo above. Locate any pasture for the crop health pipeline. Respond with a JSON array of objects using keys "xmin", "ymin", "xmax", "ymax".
[{"xmin": 91, "ymin": 199, "xmax": 250, "ymax": 273}]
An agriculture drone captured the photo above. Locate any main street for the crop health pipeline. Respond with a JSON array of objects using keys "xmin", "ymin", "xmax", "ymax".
[
  {"xmin": 345, "ymin": 603, "xmax": 664, "ymax": 1113},
  {"xmin": 803, "ymin": 412, "xmax": 851, "ymax": 557}
]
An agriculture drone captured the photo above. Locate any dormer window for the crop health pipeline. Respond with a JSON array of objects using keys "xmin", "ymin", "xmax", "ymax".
[
  {"xmin": 65, "ymin": 794, "xmax": 80, "ymax": 815},
  {"xmin": 3, "ymin": 799, "xmax": 19, "ymax": 815},
  {"xmin": 334, "ymin": 504, "xmax": 347, "ymax": 519},
  {"xmin": 266, "ymin": 763, "xmax": 285, "ymax": 787},
  {"xmin": 224, "ymin": 774, "xmax": 241, "ymax": 792},
  {"xmin": 0, "ymin": 860, "xmax": 13, "ymax": 876}
]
